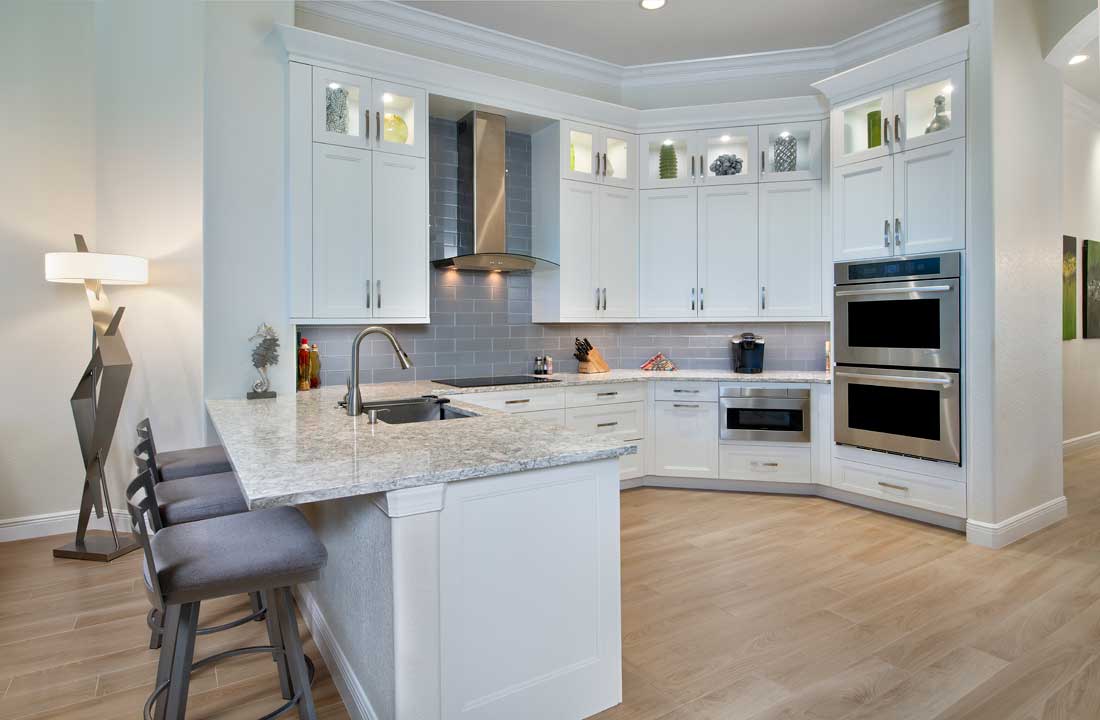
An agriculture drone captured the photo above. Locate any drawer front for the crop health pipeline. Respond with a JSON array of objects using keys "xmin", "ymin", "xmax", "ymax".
[
  {"xmin": 566, "ymin": 402, "xmax": 645, "ymax": 441},
  {"xmin": 654, "ymin": 381, "xmax": 719, "ymax": 403},
  {"xmin": 566, "ymin": 382, "xmax": 647, "ymax": 408},
  {"xmin": 518, "ymin": 408, "xmax": 567, "ymax": 426},
  {"xmin": 720, "ymin": 444, "xmax": 812, "ymax": 484},
  {"xmin": 620, "ymin": 440, "xmax": 645, "ymax": 480},
  {"xmin": 833, "ymin": 459, "xmax": 966, "ymax": 518},
  {"xmin": 454, "ymin": 387, "xmax": 566, "ymax": 413}
]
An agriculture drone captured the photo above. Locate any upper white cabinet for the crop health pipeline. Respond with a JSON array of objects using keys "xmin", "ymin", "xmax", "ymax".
[
  {"xmin": 893, "ymin": 138, "xmax": 966, "ymax": 257},
  {"xmin": 833, "ymin": 156, "xmax": 896, "ymax": 262},
  {"xmin": 831, "ymin": 88, "xmax": 894, "ymax": 167},
  {"xmin": 561, "ymin": 121, "xmax": 636, "ymax": 188},
  {"xmin": 639, "ymin": 188, "xmax": 698, "ymax": 318},
  {"xmin": 597, "ymin": 186, "xmax": 639, "ymax": 318},
  {"xmin": 312, "ymin": 66, "xmax": 426, "ymax": 157},
  {"xmin": 759, "ymin": 181, "xmax": 821, "ymax": 317},
  {"xmin": 312, "ymin": 144, "xmax": 373, "ymax": 318},
  {"xmin": 640, "ymin": 128, "xmax": 763, "ymax": 188},
  {"xmin": 698, "ymin": 185, "xmax": 758, "ymax": 318},
  {"xmin": 759, "ymin": 121, "xmax": 822, "ymax": 182},
  {"xmin": 371, "ymin": 152, "xmax": 429, "ymax": 318}
]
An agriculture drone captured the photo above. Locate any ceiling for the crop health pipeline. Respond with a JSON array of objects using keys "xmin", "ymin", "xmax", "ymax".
[
  {"xmin": 399, "ymin": 0, "xmax": 942, "ymax": 66},
  {"xmin": 1063, "ymin": 39, "xmax": 1100, "ymax": 102}
]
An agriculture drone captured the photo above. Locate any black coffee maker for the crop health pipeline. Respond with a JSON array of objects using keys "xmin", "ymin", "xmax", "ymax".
[{"xmin": 732, "ymin": 333, "xmax": 765, "ymax": 374}]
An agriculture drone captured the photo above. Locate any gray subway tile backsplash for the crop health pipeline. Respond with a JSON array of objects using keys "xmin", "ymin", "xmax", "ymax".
[{"xmin": 299, "ymin": 117, "xmax": 829, "ymax": 386}]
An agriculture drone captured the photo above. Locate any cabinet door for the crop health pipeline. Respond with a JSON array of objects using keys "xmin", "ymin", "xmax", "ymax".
[
  {"xmin": 313, "ymin": 144, "xmax": 372, "ymax": 318},
  {"xmin": 654, "ymin": 401, "xmax": 719, "ymax": 478},
  {"xmin": 640, "ymin": 132, "xmax": 698, "ymax": 189},
  {"xmin": 833, "ymin": 155, "xmax": 894, "ymax": 261},
  {"xmin": 313, "ymin": 67, "xmax": 370, "ymax": 149},
  {"xmin": 600, "ymin": 128, "xmax": 637, "ymax": 189},
  {"xmin": 698, "ymin": 185, "xmax": 758, "ymax": 318},
  {"xmin": 562, "ymin": 122, "xmax": 602, "ymax": 184},
  {"xmin": 639, "ymin": 188, "xmax": 698, "ymax": 318},
  {"xmin": 597, "ymin": 187, "xmax": 638, "ymax": 318},
  {"xmin": 697, "ymin": 127, "xmax": 758, "ymax": 185},
  {"xmin": 372, "ymin": 152, "xmax": 428, "ymax": 319},
  {"xmin": 560, "ymin": 180, "xmax": 600, "ymax": 319},
  {"xmin": 830, "ymin": 89, "xmax": 894, "ymax": 167},
  {"xmin": 371, "ymin": 79, "xmax": 426, "ymax": 158},
  {"xmin": 760, "ymin": 181, "xmax": 822, "ymax": 317},
  {"xmin": 759, "ymin": 121, "xmax": 821, "ymax": 181},
  {"xmin": 895, "ymin": 138, "xmax": 966, "ymax": 256},
  {"xmin": 892, "ymin": 62, "xmax": 966, "ymax": 153}
]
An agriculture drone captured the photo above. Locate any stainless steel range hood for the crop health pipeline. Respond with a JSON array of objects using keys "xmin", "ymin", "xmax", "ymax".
[{"xmin": 432, "ymin": 110, "xmax": 544, "ymax": 272}]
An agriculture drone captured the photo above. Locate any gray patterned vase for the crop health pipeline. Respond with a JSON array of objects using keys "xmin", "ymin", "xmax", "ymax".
[
  {"xmin": 326, "ymin": 87, "xmax": 349, "ymax": 134},
  {"xmin": 773, "ymin": 134, "xmax": 798, "ymax": 173}
]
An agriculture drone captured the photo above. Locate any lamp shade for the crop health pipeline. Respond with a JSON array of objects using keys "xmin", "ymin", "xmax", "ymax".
[{"xmin": 45, "ymin": 252, "xmax": 148, "ymax": 285}]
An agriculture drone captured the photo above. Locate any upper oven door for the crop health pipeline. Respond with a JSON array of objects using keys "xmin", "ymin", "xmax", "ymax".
[
  {"xmin": 721, "ymin": 397, "xmax": 811, "ymax": 443},
  {"xmin": 834, "ymin": 278, "xmax": 960, "ymax": 369},
  {"xmin": 834, "ymin": 367, "xmax": 961, "ymax": 464}
]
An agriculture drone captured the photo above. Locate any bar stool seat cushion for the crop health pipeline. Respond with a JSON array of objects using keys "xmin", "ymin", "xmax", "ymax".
[
  {"xmin": 155, "ymin": 472, "xmax": 247, "ymax": 526},
  {"xmin": 157, "ymin": 445, "xmax": 232, "ymax": 482},
  {"xmin": 150, "ymin": 506, "xmax": 327, "ymax": 604}
]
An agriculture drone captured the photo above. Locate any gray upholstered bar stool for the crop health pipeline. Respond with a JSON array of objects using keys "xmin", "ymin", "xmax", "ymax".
[
  {"xmin": 136, "ymin": 418, "xmax": 233, "ymax": 481},
  {"xmin": 127, "ymin": 469, "xmax": 327, "ymax": 720}
]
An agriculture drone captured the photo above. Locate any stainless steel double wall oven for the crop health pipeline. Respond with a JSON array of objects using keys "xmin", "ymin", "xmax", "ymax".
[{"xmin": 833, "ymin": 252, "xmax": 962, "ymax": 464}]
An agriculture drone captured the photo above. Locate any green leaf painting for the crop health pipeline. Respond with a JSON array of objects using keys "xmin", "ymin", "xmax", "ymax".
[
  {"xmin": 1085, "ymin": 239, "xmax": 1100, "ymax": 339},
  {"xmin": 1064, "ymin": 236, "xmax": 1077, "ymax": 340}
]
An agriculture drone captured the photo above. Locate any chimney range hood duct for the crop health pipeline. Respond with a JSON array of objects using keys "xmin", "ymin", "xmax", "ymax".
[{"xmin": 432, "ymin": 110, "xmax": 550, "ymax": 272}]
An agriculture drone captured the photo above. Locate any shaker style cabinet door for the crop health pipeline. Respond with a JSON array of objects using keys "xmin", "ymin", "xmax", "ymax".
[
  {"xmin": 599, "ymin": 128, "xmax": 637, "ymax": 189},
  {"xmin": 894, "ymin": 138, "xmax": 966, "ymax": 256},
  {"xmin": 597, "ymin": 187, "xmax": 638, "ymax": 318},
  {"xmin": 830, "ymin": 89, "xmax": 894, "ymax": 167},
  {"xmin": 312, "ymin": 144, "xmax": 373, "ymax": 318},
  {"xmin": 639, "ymin": 188, "xmax": 698, "ymax": 318},
  {"xmin": 833, "ymin": 155, "xmax": 895, "ymax": 261},
  {"xmin": 759, "ymin": 180, "xmax": 821, "ymax": 317},
  {"xmin": 654, "ymin": 401, "xmax": 719, "ymax": 478},
  {"xmin": 559, "ymin": 180, "xmax": 600, "ymax": 319},
  {"xmin": 697, "ymin": 185, "xmax": 758, "ymax": 318},
  {"xmin": 891, "ymin": 62, "xmax": 966, "ymax": 153},
  {"xmin": 370, "ymin": 79, "xmax": 427, "ymax": 158},
  {"xmin": 313, "ymin": 67, "xmax": 371, "ymax": 149},
  {"xmin": 372, "ymin": 152, "xmax": 428, "ymax": 319}
]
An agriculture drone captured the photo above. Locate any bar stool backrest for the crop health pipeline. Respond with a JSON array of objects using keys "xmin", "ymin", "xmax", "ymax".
[
  {"xmin": 125, "ymin": 468, "xmax": 167, "ymax": 613},
  {"xmin": 134, "ymin": 418, "xmax": 164, "ymax": 484}
]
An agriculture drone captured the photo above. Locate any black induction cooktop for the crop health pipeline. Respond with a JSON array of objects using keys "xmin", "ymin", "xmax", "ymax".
[{"xmin": 434, "ymin": 375, "xmax": 561, "ymax": 388}]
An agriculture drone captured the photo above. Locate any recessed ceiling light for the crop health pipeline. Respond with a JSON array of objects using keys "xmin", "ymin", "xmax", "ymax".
[
  {"xmin": 382, "ymin": 93, "xmax": 394, "ymax": 102},
  {"xmin": 720, "ymin": 135, "xmax": 731, "ymax": 142},
  {"xmin": 1069, "ymin": 54, "xmax": 1090, "ymax": 66},
  {"xmin": 328, "ymin": 82, "xmax": 341, "ymax": 90},
  {"xmin": 640, "ymin": 0, "xmax": 666, "ymax": 9}
]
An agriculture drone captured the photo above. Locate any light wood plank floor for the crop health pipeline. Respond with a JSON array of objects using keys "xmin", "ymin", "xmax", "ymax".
[{"xmin": 3, "ymin": 447, "xmax": 1099, "ymax": 719}]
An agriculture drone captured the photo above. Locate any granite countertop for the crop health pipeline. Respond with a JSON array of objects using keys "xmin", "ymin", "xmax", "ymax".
[{"xmin": 206, "ymin": 387, "xmax": 635, "ymax": 509}]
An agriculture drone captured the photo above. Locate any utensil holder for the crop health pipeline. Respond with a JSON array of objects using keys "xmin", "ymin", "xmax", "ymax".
[{"xmin": 578, "ymin": 348, "xmax": 611, "ymax": 374}]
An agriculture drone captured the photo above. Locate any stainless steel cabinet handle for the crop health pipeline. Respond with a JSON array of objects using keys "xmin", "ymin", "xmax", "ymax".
[
  {"xmin": 602, "ymin": 287, "xmax": 607, "ymax": 311},
  {"xmin": 761, "ymin": 149, "xmax": 766, "ymax": 173},
  {"xmin": 761, "ymin": 285, "xmax": 767, "ymax": 311},
  {"xmin": 603, "ymin": 152, "xmax": 608, "ymax": 177},
  {"xmin": 366, "ymin": 281, "xmax": 371, "ymax": 308},
  {"xmin": 751, "ymin": 461, "xmax": 780, "ymax": 468},
  {"xmin": 700, "ymin": 154, "xmax": 705, "ymax": 177},
  {"xmin": 884, "ymin": 219, "xmax": 890, "ymax": 248},
  {"xmin": 596, "ymin": 287, "xmax": 601, "ymax": 311},
  {"xmin": 835, "ymin": 285, "xmax": 953, "ymax": 297},
  {"xmin": 672, "ymin": 403, "xmax": 700, "ymax": 408},
  {"xmin": 365, "ymin": 110, "xmax": 370, "ymax": 140},
  {"xmin": 691, "ymin": 287, "xmax": 696, "ymax": 311},
  {"xmin": 672, "ymin": 389, "xmax": 699, "ymax": 393},
  {"xmin": 691, "ymin": 154, "xmax": 696, "ymax": 177},
  {"xmin": 884, "ymin": 118, "xmax": 891, "ymax": 145},
  {"xmin": 596, "ymin": 391, "xmax": 619, "ymax": 397},
  {"xmin": 894, "ymin": 114, "xmax": 901, "ymax": 143},
  {"xmin": 596, "ymin": 421, "xmax": 619, "ymax": 428},
  {"xmin": 376, "ymin": 111, "xmax": 381, "ymax": 142},
  {"xmin": 700, "ymin": 287, "xmax": 704, "ymax": 312},
  {"xmin": 835, "ymin": 371, "xmax": 953, "ymax": 386},
  {"xmin": 377, "ymin": 279, "xmax": 382, "ymax": 309},
  {"xmin": 595, "ymin": 152, "xmax": 600, "ymax": 176},
  {"xmin": 878, "ymin": 481, "xmax": 909, "ymax": 492},
  {"xmin": 505, "ymin": 398, "xmax": 531, "ymax": 405},
  {"xmin": 894, "ymin": 218, "xmax": 902, "ymax": 247}
]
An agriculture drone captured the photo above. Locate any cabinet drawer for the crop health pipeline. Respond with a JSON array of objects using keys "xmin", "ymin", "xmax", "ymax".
[
  {"xmin": 620, "ymin": 440, "xmax": 645, "ymax": 480},
  {"xmin": 455, "ymin": 388, "xmax": 565, "ymax": 413},
  {"xmin": 832, "ymin": 459, "xmax": 965, "ymax": 518},
  {"xmin": 720, "ymin": 444, "xmax": 811, "ymax": 484},
  {"xmin": 566, "ymin": 382, "xmax": 646, "ymax": 408},
  {"xmin": 518, "ymin": 408, "xmax": 567, "ymax": 426},
  {"xmin": 566, "ymin": 402, "xmax": 644, "ymax": 441},
  {"xmin": 654, "ymin": 381, "xmax": 719, "ymax": 403}
]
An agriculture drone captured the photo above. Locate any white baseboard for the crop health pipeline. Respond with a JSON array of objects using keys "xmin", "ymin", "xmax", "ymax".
[
  {"xmin": 0, "ymin": 508, "xmax": 131, "ymax": 543},
  {"xmin": 966, "ymin": 496, "xmax": 1069, "ymax": 549},
  {"xmin": 1063, "ymin": 430, "xmax": 1100, "ymax": 456},
  {"xmin": 295, "ymin": 584, "xmax": 378, "ymax": 720}
]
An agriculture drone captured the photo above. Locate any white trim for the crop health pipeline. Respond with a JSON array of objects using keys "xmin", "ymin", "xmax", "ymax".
[
  {"xmin": 1063, "ymin": 429, "xmax": 1100, "ymax": 456},
  {"xmin": 1064, "ymin": 85, "xmax": 1100, "ymax": 126},
  {"xmin": 372, "ymin": 483, "xmax": 446, "ymax": 517},
  {"xmin": 1045, "ymin": 8, "xmax": 1099, "ymax": 68},
  {"xmin": 295, "ymin": 584, "xmax": 379, "ymax": 720},
  {"xmin": 965, "ymin": 497, "xmax": 1069, "ymax": 549},
  {"xmin": 296, "ymin": 0, "xmax": 966, "ymax": 101},
  {"xmin": 0, "ymin": 508, "xmax": 131, "ymax": 543}
]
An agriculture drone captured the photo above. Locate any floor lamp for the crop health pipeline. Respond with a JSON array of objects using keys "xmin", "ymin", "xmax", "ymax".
[{"xmin": 45, "ymin": 234, "xmax": 148, "ymax": 561}]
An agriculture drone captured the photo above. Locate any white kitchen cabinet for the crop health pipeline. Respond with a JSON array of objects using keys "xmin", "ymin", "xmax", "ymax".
[
  {"xmin": 891, "ymin": 62, "xmax": 966, "ymax": 154},
  {"xmin": 312, "ymin": 67, "xmax": 426, "ymax": 157},
  {"xmin": 558, "ymin": 180, "xmax": 600, "ymax": 318},
  {"xmin": 833, "ymin": 155, "xmax": 895, "ymax": 261},
  {"xmin": 893, "ymin": 138, "xmax": 966, "ymax": 256},
  {"xmin": 698, "ymin": 185, "xmax": 758, "ymax": 318},
  {"xmin": 639, "ymin": 188, "xmax": 698, "ymax": 318},
  {"xmin": 641, "ymin": 128, "xmax": 759, "ymax": 189},
  {"xmin": 370, "ymin": 78, "xmax": 427, "ymax": 158},
  {"xmin": 697, "ymin": 127, "xmax": 758, "ymax": 185},
  {"xmin": 561, "ymin": 121, "xmax": 636, "ymax": 188},
  {"xmin": 597, "ymin": 187, "xmax": 639, "ymax": 317},
  {"xmin": 565, "ymin": 402, "xmax": 645, "ymax": 442},
  {"xmin": 312, "ymin": 144, "xmax": 373, "ymax": 318},
  {"xmin": 720, "ymin": 444, "xmax": 812, "ymax": 484},
  {"xmin": 372, "ymin": 152, "xmax": 428, "ymax": 318},
  {"xmin": 640, "ymin": 131, "xmax": 697, "ymax": 188},
  {"xmin": 759, "ymin": 180, "xmax": 821, "ymax": 317},
  {"xmin": 759, "ymin": 121, "xmax": 822, "ymax": 182},
  {"xmin": 654, "ymin": 400, "xmax": 719, "ymax": 478},
  {"xmin": 832, "ymin": 458, "xmax": 966, "ymax": 518},
  {"xmin": 830, "ymin": 88, "xmax": 894, "ymax": 167}
]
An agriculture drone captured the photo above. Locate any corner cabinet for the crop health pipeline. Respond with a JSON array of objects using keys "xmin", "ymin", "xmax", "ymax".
[{"xmin": 289, "ymin": 62, "xmax": 429, "ymax": 323}]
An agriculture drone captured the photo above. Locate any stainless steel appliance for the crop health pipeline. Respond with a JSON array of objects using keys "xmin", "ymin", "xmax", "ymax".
[
  {"xmin": 720, "ymin": 385, "xmax": 811, "ymax": 443},
  {"xmin": 833, "ymin": 252, "xmax": 962, "ymax": 465},
  {"xmin": 834, "ymin": 252, "xmax": 961, "ymax": 370},
  {"xmin": 731, "ymin": 333, "xmax": 765, "ymax": 374}
]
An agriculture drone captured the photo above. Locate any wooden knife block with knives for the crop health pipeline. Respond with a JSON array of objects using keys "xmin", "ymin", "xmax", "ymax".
[{"xmin": 574, "ymin": 337, "xmax": 610, "ymax": 374}]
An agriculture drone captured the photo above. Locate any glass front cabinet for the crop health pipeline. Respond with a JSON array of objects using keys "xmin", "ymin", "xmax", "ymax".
[
  {"xmin": 641, "ymin": 128, "xmax": 762, "ymax": 189},
  {"xmin": 759, "ymin": 121, "xmax": 822, "ymax": 181},
  {"xmin": 312, "ymin": 66, "xmax": 426, "ymax": 158},
  {"xmin": 561, "ymin": 121, "xmax": 636, "ymax": 189}
]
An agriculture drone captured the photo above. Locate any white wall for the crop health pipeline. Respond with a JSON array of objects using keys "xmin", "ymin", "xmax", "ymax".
[
  {"xmin": 0, "ymin": 1, "xmax": 97, "ymax": 522},
  {"xmin": 1062, "ymin": 89, "xmax": 1100, "ymax": 443}
]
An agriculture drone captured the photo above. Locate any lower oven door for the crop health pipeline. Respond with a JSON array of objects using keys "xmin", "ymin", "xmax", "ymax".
[
  {"xmin": 834, "ymin": 367, "xmax": 961, "ymax": 464},
  {"xmin": 721, "ymin": 397, "xmax": 811, "ymax": 443}
]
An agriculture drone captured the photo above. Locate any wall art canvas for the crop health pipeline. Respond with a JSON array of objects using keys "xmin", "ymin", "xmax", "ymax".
[
  {"xmin": 1084, "ymin": 239, "xmax": 1100, "ymax": 339},
  {"xmin": 1064, "ymin": 235, "xmax": 1077, "ymax": 340}
]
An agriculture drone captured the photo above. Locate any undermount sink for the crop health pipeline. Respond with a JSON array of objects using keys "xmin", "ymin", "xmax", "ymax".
[{"xmin": 356, "ymin": 397, "xmax": 474, "ymax": 424}]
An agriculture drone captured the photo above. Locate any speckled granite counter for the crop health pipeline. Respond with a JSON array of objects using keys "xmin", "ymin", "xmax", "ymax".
[{"xmin": 206, "ymin": 386, "xmax": 635, "ymax": 509}]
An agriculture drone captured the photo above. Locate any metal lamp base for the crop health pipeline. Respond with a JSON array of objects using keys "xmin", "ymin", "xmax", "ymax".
[{"xmin": 54, "ymin": 534, "xmax": 141, "ymax": 562}]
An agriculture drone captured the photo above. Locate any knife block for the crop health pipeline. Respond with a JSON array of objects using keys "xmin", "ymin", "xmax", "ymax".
[{"xmin": 578, "ymin": 348, "xmax": 611, "ymax": 374}]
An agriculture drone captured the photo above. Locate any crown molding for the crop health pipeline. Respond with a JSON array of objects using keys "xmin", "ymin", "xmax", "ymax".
[
  {"xmin": 296, "ymin": 0, "xmax": 967, "ymax": 101},
  {"xmin": 1064, "ymin": 85, "xmax": 1100, "ymax": 127}
]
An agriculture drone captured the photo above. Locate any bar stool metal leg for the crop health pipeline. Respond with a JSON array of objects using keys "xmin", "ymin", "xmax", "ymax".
[
  {"xmin": 264, "ymin": 589, "xmax": 295, "ymax": 700},
  {"xmin": 152, "ymin": 605, "xmax": 181, "ymax": 720},
  {"xmin": 276, "ymin": 587, "xmax": 317, "ymax": 719},
  {"xmin": 164, "ymin": 602, "xmax": 200, "ymax": 720}
]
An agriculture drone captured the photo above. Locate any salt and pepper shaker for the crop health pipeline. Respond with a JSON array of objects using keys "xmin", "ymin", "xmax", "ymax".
[{"xmin": 545, "ymin": 355, "xmax": 553, "ymax": 375}]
